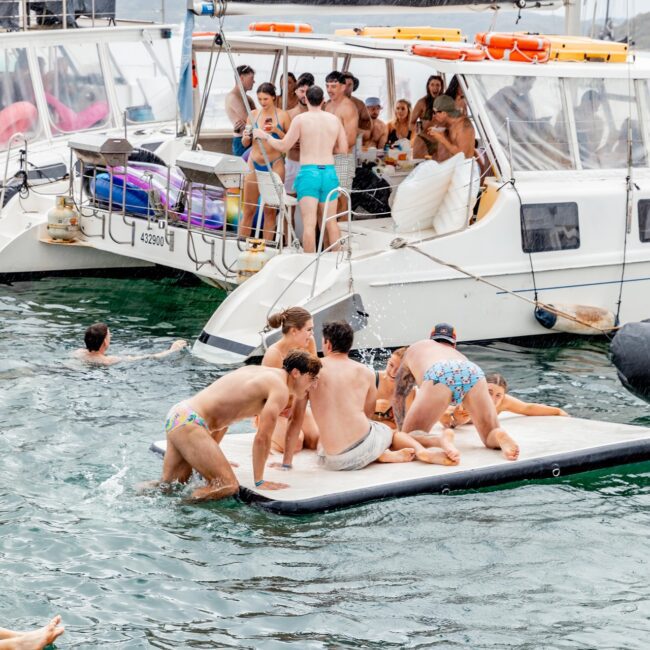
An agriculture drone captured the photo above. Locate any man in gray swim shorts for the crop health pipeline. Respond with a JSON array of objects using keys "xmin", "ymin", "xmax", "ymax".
[{"xmin": 281, "ymin": 321, "xmax": 459, "ymax": 471}]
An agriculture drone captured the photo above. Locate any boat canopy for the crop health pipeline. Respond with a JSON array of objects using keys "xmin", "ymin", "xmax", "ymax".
[{"xmin": 0, "ymin": 1, "xmax": 116, "ymax": 30}]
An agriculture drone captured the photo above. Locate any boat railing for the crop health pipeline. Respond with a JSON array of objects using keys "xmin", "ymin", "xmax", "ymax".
[{"xmin": 1, "ymin": 132, "xmax": 27, "ymax": 209}]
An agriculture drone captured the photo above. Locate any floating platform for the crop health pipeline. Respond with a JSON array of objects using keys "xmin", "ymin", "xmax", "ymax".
[{"xmin": 150, "ymin": 415, "xmax": 650, "ymax": 515}]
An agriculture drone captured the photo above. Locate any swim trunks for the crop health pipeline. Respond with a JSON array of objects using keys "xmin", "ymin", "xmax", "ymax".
[
  {"xmin": 423, "ymin": 359, "xmax": 485, "ymax": 406},
  {"xmin": 294, "ymin": 164, "xmax": 339, "ymax": 203},
  {"xmin": 319, "ymin": 420, "xmax": 393, "ymax": 471},
  {"xmin": 165, "ymin": 401, "xmax": 210, "ymax": 435}
]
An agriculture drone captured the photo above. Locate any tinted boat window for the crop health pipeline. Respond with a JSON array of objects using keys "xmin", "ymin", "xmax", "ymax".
[
  {"xmin": 568, "ymin": 78, "xmax": 646, "ymax": 169},
  {"xmin": 474, "ymin": 75, "xmax": 573, "ymax": 171},
  {"xmin": 521, "ymin": 202, "xmax": 580, "ymax": 253},
  {"xmin": 0, "ymin": 48, "xmax": 41, "ymax": 148},
  {"xmin": 639, "ymin": 200, "xmax": 650, "ymax": 243}
]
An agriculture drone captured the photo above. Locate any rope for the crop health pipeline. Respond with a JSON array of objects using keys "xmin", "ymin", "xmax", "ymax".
[{"xmin": 389, "ymin": 237, "xmax": 617, "ymax": 337}]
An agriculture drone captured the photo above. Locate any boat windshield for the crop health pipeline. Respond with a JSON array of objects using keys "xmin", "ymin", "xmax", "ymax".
[
  {"xmin": 0, "ymin": 48, "xmax": 41, "ymax": 148},
  {"xmin": 473, "ymin": 74, "xmax": 573, "ymax": 172},
  {"xmin": 568, "ymin": 78, "xmax": 647, "ymax": 169},
  {"xmin": 37, "ymin": 43, "xmax": 110, "ymax": 134},
  {"xmin": 107, "ymin": 40, "xmax": 176, "ymax": 124}
]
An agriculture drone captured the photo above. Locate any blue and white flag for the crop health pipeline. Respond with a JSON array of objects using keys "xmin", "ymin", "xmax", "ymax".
[{"xmin": 177, "ymin": 10, "xmax": 196, "ymax": 125}]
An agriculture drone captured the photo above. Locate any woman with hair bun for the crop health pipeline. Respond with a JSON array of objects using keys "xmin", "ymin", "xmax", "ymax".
[{"xmin": 262, "ymin": 306, "xmax": 320, "ymax": 453}]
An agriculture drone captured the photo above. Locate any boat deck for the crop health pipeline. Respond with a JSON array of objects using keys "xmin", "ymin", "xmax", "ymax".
[{"xmin": 151, "ymin": 414, "xmax": 650, "ymax": 515}]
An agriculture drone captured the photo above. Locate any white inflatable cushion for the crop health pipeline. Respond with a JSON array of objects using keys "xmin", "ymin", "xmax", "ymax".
[
  {"xmin": 391, "ymin": 155, "xmax": 461, "ymax": 233},
  {"xmin": 435, "ymin": 158, "xmax": 480, "ymax": 235}
]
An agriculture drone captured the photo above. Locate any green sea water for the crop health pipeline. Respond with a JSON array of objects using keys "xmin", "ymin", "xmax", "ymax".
[{"xmin": 1, "ymin": 276, "xmax": 649, "ymax": 648}]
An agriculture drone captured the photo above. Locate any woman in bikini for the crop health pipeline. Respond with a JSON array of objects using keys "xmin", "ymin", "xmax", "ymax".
[
  {"xmin": 240, "ymin": 82, "xmax": 291, "ymax": 241},
  {"xmin": 410, "ymin": 75, "xmax": 445, "ymax": 159},
  {"xmin": 385, "ymin": 100, "xmax": 413, "ymax": 148},
  {"xmin": 261, "ymin": 306, "xmax": 320, "ymax": 453},
  {"xmin": 373, "ymin": 347, "xmax": 408, "ymax": 429},
  {"xmin": 441, "ymin": 372, "xmax": 569, "ymax": 428}
]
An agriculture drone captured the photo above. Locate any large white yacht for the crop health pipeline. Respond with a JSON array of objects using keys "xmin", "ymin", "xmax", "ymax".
[{"xmin": 5, "ymin": 2, "xmax": 650, "ymax": 363}]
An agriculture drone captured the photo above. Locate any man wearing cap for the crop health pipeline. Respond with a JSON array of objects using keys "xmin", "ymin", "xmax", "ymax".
[
  {"xmin": 362, "ymin": 97, "xmax": 388, "ymax": 150},
  {"xmin": 426, "ymin": 94, "xmax": 476, "ymax": 162},
  {"xmin": 392, "ymin": 323, "xmax": 520, "ymax": 462}
]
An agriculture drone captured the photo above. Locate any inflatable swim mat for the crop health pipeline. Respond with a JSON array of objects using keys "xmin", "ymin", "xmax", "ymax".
[{"xmin": 150, "ymin": 415, "xmax": 650, "ymax": 515}]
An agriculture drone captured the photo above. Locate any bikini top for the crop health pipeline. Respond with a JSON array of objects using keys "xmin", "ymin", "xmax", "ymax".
[
  {"xmin": 387, "ymin": 127, "xmax": 412, "ymax": 146},
  {"xmin": 254, "ymin": 107, "xmax": 285, "ymax": 139}
]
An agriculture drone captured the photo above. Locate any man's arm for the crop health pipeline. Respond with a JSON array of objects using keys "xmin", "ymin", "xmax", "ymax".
[
  {"xmin": 253, "ymin": 117, "xmax": 300, "ymax": 153},
  {"xmin": 392, "ymin": 363, "xmax": 416, "ymax": 429},
  {"xmin": 253, "ymin": 388, "xmax": 290, "ymax": 489},
  {"xmin": 334, "ymin": 121, "xmax": 348, "ymax": 155},
  {"xmin": 342, "ymin": 102, "xmax": 360, "ymax": 149},
  {"xmin": 376, "ymin": 121, "xmax": 388, "ymax": 150},
  {"xmin": 123, "ymin": 340, "xmax": 187, "ymax": 362},
  {"xmin": 364, "ymin": 367, "xmax": 378, "ymax": 419},
  {"xmin": 503, "ymin": 395, "xmax": 568, "ymax": 417},
  {"xmin": 281, "ymin": 396, "xmax": 308, "ymax": 468}
]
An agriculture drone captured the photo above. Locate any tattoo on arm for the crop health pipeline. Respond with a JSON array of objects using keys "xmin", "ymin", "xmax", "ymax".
[{"xmin": 392, "ymin": 365, "xmax": 415, "ymax": 429}]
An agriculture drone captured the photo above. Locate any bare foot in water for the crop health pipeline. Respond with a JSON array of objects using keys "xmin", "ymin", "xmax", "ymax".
[
  {"xmin": 415, "ymin": 448, "xmax": 459, "ymax": 466},
  {"xmin": 495, "ymin": 430, "xmax": 520, "ymax": 461},
  {"xmin": 13, "ymin": 615, "xmax": 65, "ymax": 650},
  {"xmin": 378, "ymin": 448, "xmax": 416, "ymax": 463},
  {"xmin": 440, "ymin": 428, "xmax": 460, "ymax": 464}
]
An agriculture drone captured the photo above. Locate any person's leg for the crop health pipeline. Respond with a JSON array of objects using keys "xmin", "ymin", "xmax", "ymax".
[
  {"xmin": 167, "ymin": 424, "xmax": 239, "ymax": 500},
  {"xmin": 301, "ymin": 407, "xmax": 320, "ymax": 449},
  {"xmin": 0, "ymin": 616, "xmax": 64, "ymax": 650},
  {"xmin": 463, "ymin": 378, "xmax": 519, "ymax": 461},
  {"xmin": 390, "ymin": 429, "xmax": 459, "ymax": 465},
  {"xmin": 270, "ymin": 417, "xmax": 304, "ymax": 454},
  {"xmin": 402, "ymin": 381, "xmax": 452, "ymax": 434},
  {"xmin": 262, "ymin": 158, "xmax": 285, "ymax": 241},
  {"xmin": 299, "ymin": 196, "xmax": 319, "ymax": 252},
  {"xmin": 240, "ymin": 166, "xmax": 259, "ymax": 239},
  {"xmin": 320, "ymin": 197, "xmax": 341, "ymax": 252}
]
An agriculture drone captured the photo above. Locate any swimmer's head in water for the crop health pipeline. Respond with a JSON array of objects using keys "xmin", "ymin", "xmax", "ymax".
[
  {"xmin": 485, "ymin": 373, "xmax": 508, "ymax": 407},
  {"xmin": 84, "ymin": 322, "xmax": 109, "ymax": 352},
  {"xmin": 322, "ymin": 320, "xmax": 354, "ymax": 354},
  {"xmin": 430, "ymin": 323, "xmax": 457, "ymax": 347}
]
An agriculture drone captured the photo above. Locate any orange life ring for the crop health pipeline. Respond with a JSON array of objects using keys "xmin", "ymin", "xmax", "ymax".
[
  {"xmin": 476, "ymin": 32, "xmax": 550, "ymax": 52},
  {"xmin": 484, "ymin": 46, "xmax": 550, "ymax": 63},
  {"xmin": 249, "ymin": 22, "xmax": 313, "ymax": 34},
  {"xmin": 0, "ymin": 101, "xmax": 39, "ymax": 146},
  {"xmin": 411, "ymin": 45, "xmax": 486, "ymax": 61}
]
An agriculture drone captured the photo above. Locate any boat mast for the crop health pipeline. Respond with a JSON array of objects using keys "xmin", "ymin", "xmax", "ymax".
[{"xmin": 564, "ymin": 0, "xmax": 582, "ymax": 36}]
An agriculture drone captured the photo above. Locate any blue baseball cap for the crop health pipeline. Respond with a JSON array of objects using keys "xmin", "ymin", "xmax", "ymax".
[{"xmin": 430, "ymin": 322, "xmax": 457, "ymax": 346}]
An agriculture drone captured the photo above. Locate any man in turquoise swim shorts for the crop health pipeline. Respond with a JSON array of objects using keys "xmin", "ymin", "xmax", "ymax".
[
  {"xmin": 392, "ymin": 324, "xmax": 520, "ymax": 462},
  {"xmin": 254, "ymin": 85, "xmax": 348, "ymax": 253}
]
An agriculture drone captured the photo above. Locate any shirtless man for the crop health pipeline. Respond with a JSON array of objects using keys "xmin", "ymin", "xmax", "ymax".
[
  {"xmin": 393, "ymin": 324, "xmax": 520, "ymax": 461},
  {"xmin": 342, "ymin": 71, "xmax": 372, "ymax": 139},
  {"xmin": 254, "ymin": 85, "xmax": 347, "ymax": 253},
  {"xmin": 324, "ymin": 71, "xmax": 359, "ymax": 219},
  {"xmin": 73, "ymin": 322, "xmax": 186, "ymax": 366},
  {"xmin": 150, "ymin": 350, "xmax": 321, "ymax": 501},
  {"xmin": 284, "ymin": 75, "xmax": 312, "ymax": 194},
  {"xmin": 225, "ymin": 64, "xmax": 256, "ymax": 156},
  {"xmin": 282, "ymin": 321, "xmax": 457, "ymax": 471},
  {"xmin": 362, "ymin": 97, "xmax": 388, "ymax": 150},
  {"xmin": 426, "ymin": 95, "xmax": 475, "ymax": 162}
]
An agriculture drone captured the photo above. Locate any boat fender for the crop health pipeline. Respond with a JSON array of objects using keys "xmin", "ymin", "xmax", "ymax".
[
  {"xmin": 534, "ymin": 303, "xmax": 616, "ymax": 335},
  {"xmin": 611, "ymin": 320, "xmax": 650, "ymax": 401}
]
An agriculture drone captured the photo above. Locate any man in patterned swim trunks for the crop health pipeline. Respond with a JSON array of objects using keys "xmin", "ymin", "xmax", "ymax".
[
  {"xmin": 393, "ymin": 324, "xmax": 520, "ymax": 461},
  {"xmin": 146, "ymin": 350, "xmax": 321, "ymax": 501}
]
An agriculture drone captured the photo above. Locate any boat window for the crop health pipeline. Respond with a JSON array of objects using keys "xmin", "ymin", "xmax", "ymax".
[
  {"xmin": 520, "ymin": 202, "xmax": 580, "ymax": 253},
  {"xmin": 567, "ymin": 78, "xmax": 646, "ymax": 169},
  {"xmin": 473, "ymin": 75, "xmax": 573, "ymax": 171},
  {"xmin": 37, "ymin": 44, "xmax": 110, "ymax": 134},
  {"xmin": 107, "ymin": 41, "xmax": 176, "ymax": 124},
  {"xmin": 638, "ymin": 200, "xmax": 650, "ymax": 243},
  {"xmin": 0, "ymin": 48, "xmax": 41, "ymax": 148}
]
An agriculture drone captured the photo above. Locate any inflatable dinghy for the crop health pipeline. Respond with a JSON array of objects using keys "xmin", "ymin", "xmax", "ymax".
[{"xmin": 150, "ymin": 414, "xmax": 650, "ymax": 515}]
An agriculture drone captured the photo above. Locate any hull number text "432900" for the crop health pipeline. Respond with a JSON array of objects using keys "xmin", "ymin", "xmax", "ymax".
[{"xmin": 141, "ymin": 232, "xmax": 165, "ymax": 247}]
